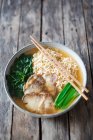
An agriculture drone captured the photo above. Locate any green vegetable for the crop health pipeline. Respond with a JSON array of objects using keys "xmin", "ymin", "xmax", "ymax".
[
  {"xmin": 61, "ymin": 91, "xmax": 79, "ymax": 109},
  {"xmin": 6, "ymin": 54, "xmax": 33, "ymax": 98},
  {"xmin": 54, "ymin": 83, "xmax": 79, "ymax": 109},
  {"xmin": 55, "ymin": 83, "xmax": 71, "ymax": 107}
]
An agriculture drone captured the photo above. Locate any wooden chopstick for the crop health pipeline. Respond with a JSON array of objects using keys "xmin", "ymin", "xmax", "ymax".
[
  {"xmin": 31, "ymin": 40, "xmax": 88, "ymax": 100},
  {"xmin": 30, "ymin": 36, "xmax": 88, "ymax": 100},
  {"xmin": 69, "ymin": 81, "xmax": 88, "ymax": 100},
  {"xmin": 30, "ymin": 36, "xmax": 89, "ymax": 93}
]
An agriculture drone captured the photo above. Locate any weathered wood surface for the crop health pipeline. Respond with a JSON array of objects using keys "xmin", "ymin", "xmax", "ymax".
[
  {"xmin": 63, "ymin": 0, "xmax": 93, "ymax": 139},
  {"xmin": 0, "ymin": 0, "xmax": 93, "ymax": 140},
  {"xmin": 82, "ymin": 0, "xmax": 93, "ymax": 139},
  {"xmin": 42, "ymin": 0, "xmax": 64, "ymax": 43},
  {"xmin": 0, "ymin": 0, "xmax": 20, "ymax": 139}
]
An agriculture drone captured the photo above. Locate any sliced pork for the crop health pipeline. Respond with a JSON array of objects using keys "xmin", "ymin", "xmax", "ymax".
[
  {"xmin": 23, "ymin": 74, "xmax": 45, "ymax": 95},
  {"xmin": 43, "ymin": 73, "xmax": 57, "ymax": 97},
  {"xmin": 22, "ymin": 93, "xmax": 54, "ymax": 114}
]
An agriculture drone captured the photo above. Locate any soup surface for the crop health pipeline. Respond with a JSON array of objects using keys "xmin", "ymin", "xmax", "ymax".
[{"xmin": 13, "ymin": 46, "xmax": 83, "ymax": 114}]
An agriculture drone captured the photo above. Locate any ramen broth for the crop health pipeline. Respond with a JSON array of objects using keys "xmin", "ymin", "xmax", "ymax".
[{"xmin": 13, "ymin": 47, "xmax": 83, "ymax": 114}]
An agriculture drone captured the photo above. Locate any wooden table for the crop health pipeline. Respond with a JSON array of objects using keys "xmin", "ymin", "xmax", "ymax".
[{"xmin": 0, "ymin": 0, "xmax": 93, "ymax": 139}]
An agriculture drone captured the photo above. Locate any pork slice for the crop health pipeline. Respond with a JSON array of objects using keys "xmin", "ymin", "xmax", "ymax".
[
  {"xmin": 43, "ymin": 73, "xmax": 57, "ymax": 97},
  {"xmin": 23, "ymin": 74, "xmax": 45, "ymax": 95},
  {"xmin": 24, "ymin": 80, "xmax": 43, "ymax": 95},
  {"xmin": 22, "ymin": 94, "xmax": 54, "ymax": 114}
]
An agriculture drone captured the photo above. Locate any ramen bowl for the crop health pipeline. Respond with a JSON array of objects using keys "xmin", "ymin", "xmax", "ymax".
[{"xmin": 4, "ymin": 42, "xmax": 87, "ymax": 118}]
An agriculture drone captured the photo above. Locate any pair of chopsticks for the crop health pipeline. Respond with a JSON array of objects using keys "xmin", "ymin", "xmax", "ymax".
[{"xmin": 30, "ymin": 36, "xmax": 89, "ymax": 101}]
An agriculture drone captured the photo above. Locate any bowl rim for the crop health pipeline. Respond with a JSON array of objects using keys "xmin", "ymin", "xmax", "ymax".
[{"xmin": 4, "ymin": 42, "xmax": 87, "ymax": 118}]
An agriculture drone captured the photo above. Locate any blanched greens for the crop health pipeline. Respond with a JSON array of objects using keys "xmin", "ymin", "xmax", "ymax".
[
  {"xmin": 54, "ymin": 83, "xmax": 79, "ymax": 109},
  {"xmin": 6, "ymin": 54, "xmax": 33, "ymax": 98}
]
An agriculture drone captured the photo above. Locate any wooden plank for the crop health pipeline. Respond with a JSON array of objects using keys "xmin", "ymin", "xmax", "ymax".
[
  {"xmin": 0, "ymin": 0, "xmax": 20, "ymax": 139},
  {"xmin": 82, "ymin": 0, "xmax": 93, "ymax": 139},
  {"xmin": 41, "ymin": 0, "xmax": 69, "ymax": 140},
  {"xmin": 18, "ymin": 0, "xmax": 41, "ymax": 48},
  {"xmin": 0, "ymin": 0, "xmax": 2, "ymax": 16},
  {"xmin": 42, "ymin": 0, "xmax": 64, "ymax": 43},
  {"xmin": 11, "ymin": 0, "xmax": 41, "ymax": 140},
  {"xmin": 82, "ymin": 0, "xmax": 93, "ymax": 77},
  {"xmin": 63, "ymin": 0, "xmax": 93, "ymax": 139}
]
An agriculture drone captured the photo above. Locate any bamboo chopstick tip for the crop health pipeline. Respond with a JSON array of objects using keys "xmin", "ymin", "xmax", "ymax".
[{"xmin": 85, "ymin": 97, "xmax": 88, "ymax": 101}]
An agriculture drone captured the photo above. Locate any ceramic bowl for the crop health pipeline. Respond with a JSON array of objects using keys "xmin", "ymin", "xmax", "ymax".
[{"xmin": 4, "ymin": 42, "xmax": 87, "ymax": 118}]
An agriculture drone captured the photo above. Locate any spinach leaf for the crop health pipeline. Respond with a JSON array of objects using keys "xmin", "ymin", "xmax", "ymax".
[{"xmin": 6, "ymin": 54, "xmax": 33, "ymax": 98}]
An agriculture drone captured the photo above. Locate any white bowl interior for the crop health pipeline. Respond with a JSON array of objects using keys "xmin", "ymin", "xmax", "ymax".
[{"xmin": 4, "ymin": 42, "xmax": 87, "ymax": 118}]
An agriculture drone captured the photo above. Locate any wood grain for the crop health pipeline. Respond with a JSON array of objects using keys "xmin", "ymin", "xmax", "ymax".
[
  {"xmin": 0, "ymin": 0, "xmax": 20, "ymax": 139},
  {"xmin": 18, "ymin": 0, "xmax": 41, "ymax": 48},
  {"xmin": 11, "ymin": 0, "xmax": 41, "ymax": 140},
  {"xmin": 42, "ymin": 0, "xmax": 64, "ymax": 43},
  {"xmin": 63, "ymin": 0, "xmax": 93, "ymax": 139},
  {"xmin": 41, "ymin": 0, "xmax": 69, "ymax": 140},
  {"xmin": 82, "ymin": 0, "xmax": 93, "ymax": 139}
]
